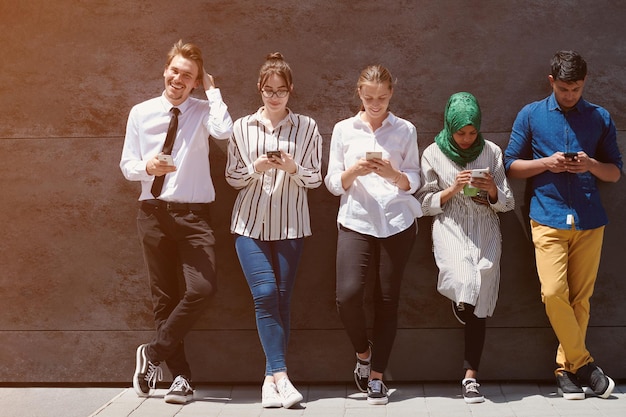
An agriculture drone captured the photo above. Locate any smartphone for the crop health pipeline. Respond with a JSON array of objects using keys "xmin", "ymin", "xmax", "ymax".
[
  {"xmin": 564, "ymin": 152, "xmax": 578, "ymax": 161},
  {"xmin": 266, "ymin": 150, "xmax": 281, "ymax": 159},
  {"xmin": 365, "ymin": 151, "xmax": 382, "ymax": 160},
  {"xmin": 157, "ymin": 154, "xmax": 174, "ymax": 165},
  {"xmin": 471, "ymin": 168, "xmax": 489, "ymax": 178}
]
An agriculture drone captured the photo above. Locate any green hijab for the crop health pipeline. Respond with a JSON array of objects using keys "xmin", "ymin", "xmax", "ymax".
[{"xmin": 434, "ymin": 92, "xmax": 485, "ymax": 166}]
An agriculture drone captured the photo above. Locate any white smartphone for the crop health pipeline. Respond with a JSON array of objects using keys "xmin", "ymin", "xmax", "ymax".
[
  {"xmin": 365, "ymin": 151, "xmax": 382, "ymax": 160},
  {"xmin": 471, "ymin": 168, "xmax": 489, "ymax": 178},
  {"xmin": 157, "ymin": 154, "xmax": 174, "ymax": 166}
]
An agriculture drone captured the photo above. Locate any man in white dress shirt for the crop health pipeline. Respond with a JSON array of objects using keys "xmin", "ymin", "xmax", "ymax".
[{"xmin": 120, "ymin": 40, "xmax": 233, "ymax": 404}]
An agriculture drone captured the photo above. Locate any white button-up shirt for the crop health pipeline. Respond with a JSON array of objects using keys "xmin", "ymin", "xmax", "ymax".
[
  {"xmin": 325, "ymin": 112, "xmax": 422, "ymax": 238},
  {"xmin": 120, "ymin": 89, "xmax": 233, "ymax": 203}
]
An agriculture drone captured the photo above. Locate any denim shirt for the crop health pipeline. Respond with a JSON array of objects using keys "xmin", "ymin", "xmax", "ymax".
[{"xmin": 505, "ymin": 93, "xmax": 622, "ymax": 230}]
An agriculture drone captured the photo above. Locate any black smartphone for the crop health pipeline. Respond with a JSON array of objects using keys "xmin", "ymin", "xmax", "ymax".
[
  {"xmin": 266, "ymin": 150, "xmax": 281, "ymax": 159},
  {"xmin": 564, "ymin": 152, "xmax": 578, "ymax": 161}
]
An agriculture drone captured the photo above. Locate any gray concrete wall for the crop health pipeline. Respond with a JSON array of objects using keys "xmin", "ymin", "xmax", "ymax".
[{"xmin": 1, "ymin": 0, "xmax": 624, "ymax": 384}]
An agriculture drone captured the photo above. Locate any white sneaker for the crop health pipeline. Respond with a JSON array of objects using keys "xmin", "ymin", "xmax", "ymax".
[
  {"xmin": 164, "ymin": 375, "xmax": 193, "ymax": 404},
  {"xmin": 276, "ymin": 377, "xmax": 303, "ymax": 408},
  {"xmin": 261, "ymin": 382, "xmax": 282, "ymax": 408}
]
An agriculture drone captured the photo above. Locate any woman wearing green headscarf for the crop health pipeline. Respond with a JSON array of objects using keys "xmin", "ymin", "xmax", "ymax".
[{"xmin": 416, "ymin": 92, "xmax": 514, "ymax": 403}]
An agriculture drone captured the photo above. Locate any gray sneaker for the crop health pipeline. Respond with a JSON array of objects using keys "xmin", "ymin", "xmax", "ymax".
[
  {"xmin": 556, "ymin": 371, "xmax": 584, "ymax": 400},
  {"xmin": 576, "ymin": 363, "xmax": 615, "ymax": 399}
]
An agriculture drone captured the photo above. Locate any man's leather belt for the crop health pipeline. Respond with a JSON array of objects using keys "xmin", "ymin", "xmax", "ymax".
[{"xmin": 141, "ymin": 199, "xmax": 211, "ymax": 212}]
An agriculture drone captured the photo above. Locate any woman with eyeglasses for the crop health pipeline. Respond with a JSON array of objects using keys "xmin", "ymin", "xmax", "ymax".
[
  {"xmin": 225, "ymin": 52, "xmax": 323, "ymax": 409},
  {"xmin": 324, "ymin": 64, "xmax": 422, "ymax": 405}
]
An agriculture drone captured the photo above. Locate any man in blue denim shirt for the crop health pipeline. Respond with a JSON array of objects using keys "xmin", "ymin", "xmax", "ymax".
[{"xmin": 505, "ymin": 51, "xmax": 622, "ymax": 401}]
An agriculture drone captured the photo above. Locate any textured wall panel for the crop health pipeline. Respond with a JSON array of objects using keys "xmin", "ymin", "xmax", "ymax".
[{"xmin": 0, "ymin": 0, "xmax": 624, "ymax": 384}]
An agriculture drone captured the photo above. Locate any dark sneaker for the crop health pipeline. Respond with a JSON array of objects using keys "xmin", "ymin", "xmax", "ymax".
[
  {"xmin": 367, "ymin": 379, "xmax": 389, "ymax": 405},
  {"xmin": 576, "ymin": 363, "xmax": 615, "ymax": 399},
  {"xmin": 354, "ymin": 341, "xmax": 373, "ymax": 392},
  {"xmin": 164, "ymin": 375, "xmax": 194, "ymax": 404},
  {"xmin": 452, "ymin": 301, "xmax": 466, "ymax": 325},
  {"xmin": 133, "ymin": 344, "xmax": 162, "ymax": 397},
  {"xmin": 462, "ymin": 378, "xmax": 485, "ymax": 403},
  {"xmin": 556, "ymin": 371, "xmax": 584, "ymax": 400}
]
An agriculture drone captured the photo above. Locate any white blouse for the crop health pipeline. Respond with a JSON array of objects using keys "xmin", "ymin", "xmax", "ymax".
[
  {"xmin": 226, "ymin": 108, "xmax": 323, "ymax": 241},
  {"xmin": 325, "ymin": 112, "xmax": 422, "ymax": 238},
  {"xmin": 416, "ymin": 140, "xmax": 515, "ymax": 317}
]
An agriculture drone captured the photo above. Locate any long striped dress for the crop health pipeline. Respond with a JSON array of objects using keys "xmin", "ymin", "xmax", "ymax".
[{"xmin": 416, "ymin": 140, "xmax": 514, "ymax": 317}]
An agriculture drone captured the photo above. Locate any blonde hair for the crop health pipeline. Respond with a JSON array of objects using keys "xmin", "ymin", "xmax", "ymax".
[
  {"xmin": 166, "ymin": 39, "xmax": 204, "ymax": 82},
  {"xmin": 356, "ymin": 65, "xmax": 394, "ymax": 110},
  {"xmin": 356, "ymin": 64, "xmax": 394, "ymax": 92}
]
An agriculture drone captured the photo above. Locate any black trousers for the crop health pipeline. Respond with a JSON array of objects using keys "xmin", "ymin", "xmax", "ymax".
[
  {"xmin": 136, "ymin": 202, "xmax": 217, "ymax": 379},
  {"xmin": 335, "ymin": 223, "xmax": 416, "ymax": 374},
  {"xmin": 454, "ymin": 303, "xmax": 486, "ymax": 372}
]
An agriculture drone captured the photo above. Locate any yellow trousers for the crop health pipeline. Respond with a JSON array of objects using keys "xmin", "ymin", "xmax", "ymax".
[{"xmin": 530, "ymin": 220, "xmax": 604, "ymax": 375}]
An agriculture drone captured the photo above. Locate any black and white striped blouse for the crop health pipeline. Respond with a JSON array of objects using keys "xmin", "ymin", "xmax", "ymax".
[{"xmin": 226, "ymin": 108, "xmax": 323, "ymax": 241}]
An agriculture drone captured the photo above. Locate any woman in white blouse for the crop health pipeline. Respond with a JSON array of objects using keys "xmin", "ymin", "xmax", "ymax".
[
  {"xmin": 325, "ymin": 65, "xmax": 422, "ymax": 405},
  {"xmin": 416, "ymin": 92, "xmax": 514, "ymax": 404},
  {"xmin": 225, "ymin": 53, "xmax": 322, "ymax": 409}
]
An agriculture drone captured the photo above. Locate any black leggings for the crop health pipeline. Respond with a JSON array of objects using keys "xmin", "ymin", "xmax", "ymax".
[
  {"xmin": 335, "ymin": 223, "xmax": 416, "ymax": 374},
  {"xmin": 454, "ymin": 303, "xmax": 486, "ymax": 372}
]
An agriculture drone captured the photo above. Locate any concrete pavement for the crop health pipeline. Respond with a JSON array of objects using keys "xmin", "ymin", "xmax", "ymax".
[{"xmin": 2, "ymin": 382, "xmax": 624, "ymax": 417}]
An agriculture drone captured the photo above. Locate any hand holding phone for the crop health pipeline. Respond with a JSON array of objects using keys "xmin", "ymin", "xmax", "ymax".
[
  {"xmin": 366, "ymin": 151, "xmax": 382, "ymax": 160},
  {"xmin": 564, "ymin": 152, "xmax": 578, "ymax": 161},
  {"xmin": 471, "ymin": 168, "xmax": 489, "ymax": 178},
  {"xmin": 157, "ymin": 154, "xmax": 174, "ymax": 166}
]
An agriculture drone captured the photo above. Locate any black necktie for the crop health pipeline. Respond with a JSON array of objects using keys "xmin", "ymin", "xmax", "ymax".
[{"xmin": 151, "ymin": 108, "xmax": 180, "ymax": 198}]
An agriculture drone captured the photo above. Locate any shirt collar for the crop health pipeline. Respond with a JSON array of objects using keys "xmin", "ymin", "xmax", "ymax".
[
  {"xmin": 249, "ymin": 107, "xmax": 296, "ymax": 128},
  {"xmin": 159, "ymin": 92, "xmax": 189, "ymax": 115},
  {"xmin": 548, "ymin": 92, "xmax": 585, "ymax": 113},
  {"xmin": 352, "ymin": 111, "xmax": 396, "ymax": 129}
]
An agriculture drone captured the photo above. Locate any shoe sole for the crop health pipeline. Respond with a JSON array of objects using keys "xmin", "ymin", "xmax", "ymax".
[
  {"xmin": 367, "ymin": 396, "xmax": 389, "ymax": 405},
  {"xmin": 262, "ymin": 401, "xmax": 282, "ymax": 408},
  {"xmin": 597, "ymin": 376, "xmax": 616, "ymax": 399},
  {"xmin": 557, "ymin": 388, "xmax": 585, "ymax": 400},
  {"xmin": 133, "ymin": 344, "xmax": 150, "ymax": 397},
  {"xmin": 164, "ymin": 393, "xmax": 192, "ymax": 404},
  {"xmin": 282, "ymin": 393, "xmax": 303, "ymax": 409},
  {"xmin": 464, "ymin": 396, "xmax": 485, "ymax": 404}
]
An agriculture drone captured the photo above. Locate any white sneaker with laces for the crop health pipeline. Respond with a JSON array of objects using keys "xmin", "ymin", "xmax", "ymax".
[
  {"xmin": 261, "ymin": 382, "xmax": 282, "ymax": 408},
  {"xmin": 276, "ymin": 377, "xmax": 303, "ymax": 409},
  {"xmin": 164, "ymin": 375, "xmax": 193, "ymax": 404}
]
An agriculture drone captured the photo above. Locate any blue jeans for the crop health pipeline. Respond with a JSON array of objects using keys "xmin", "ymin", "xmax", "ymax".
[{"xmin": 235, "ymin": 235, "xmax": 304, "ymax": 376}]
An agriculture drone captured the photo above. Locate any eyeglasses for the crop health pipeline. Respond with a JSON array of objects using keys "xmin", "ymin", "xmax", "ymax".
[{"xmin": 261, "ymin": 89, "xmax": 289, "ymax": 98}]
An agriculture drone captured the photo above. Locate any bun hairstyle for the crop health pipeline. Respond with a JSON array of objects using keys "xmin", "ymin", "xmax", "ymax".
[{"xmin": 258, "ymin": 52, "xmax": 293, "ymax": 90}]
